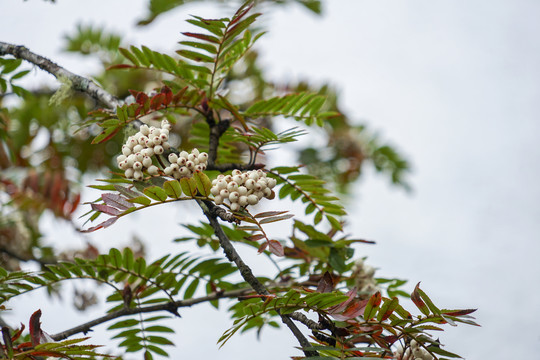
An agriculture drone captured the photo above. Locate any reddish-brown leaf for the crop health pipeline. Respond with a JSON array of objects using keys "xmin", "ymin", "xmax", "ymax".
[
  {"xmin": 102, "ymin": 193, "xmax": 132, "ymax": 210},
  {"xmin": 91, "ymin": 203, "xmax": 121, "ymax": 216},
  {"xmin": 107, "ymin": 64, "xmax": 135, "ymax": 70},
  {"xmin": 332, "ymin": 299, "xmax": 369, "ymax": 321},
  {"xmin": 245, "ymin": 234, "xmax": 265, "ymax": 242},
  {"xmin": 161, "ymin": 86, "xmax": 173, "ymax": 105},
  {"xmin": 268, "ymin": 240, "xmax": 284, "ymax": 257},
  {"xmin": 182, "ymin": 32, "xmax": 220, "ymax": 44},
  {"xmin": 254, "ymin": 210, "xmax": 289, "ymax": 219},
  {"xmin": 411, "ymin": 282, "xmax": 430, "ymax": 316},
  {"xmin": 316, "ymin": 271, "xmax": 336, "ymax": 293},
  {"xmin": 328, "ymin": 287, "xmax": 357, "ymax": 315},
  {"xmin": 441, "ymin": 308, "xmax": 477, "ymax": 317},
  {"xmin": 29, "ymin": 309, "xmax": 42, "ymax": 346},
  {"xmin": 257, "ymin": 241, "xmax": 268, "ymax": 254},
  {"xmin": 80, "ymin": 216, "xmax": 118, "ymax": 233},
  {"xmin": 150, "ymin": 93, "xmax": 166, "ymax": 110},
  {"xmin": 136, "ymin": 91, "xmax": 148, "ymax": 105}
]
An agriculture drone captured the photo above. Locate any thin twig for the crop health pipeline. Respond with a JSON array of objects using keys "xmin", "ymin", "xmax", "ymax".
[
  {"xmin": 0, "ymin": 41, "xmax": 120, "ymax": 109},
  {"xmin": 50, "ymin": 287, "xmax": 252, "ymax": 341},
  {"xmin": 198, "ymin": 200, "xmax": 317, "ymax": 357}
]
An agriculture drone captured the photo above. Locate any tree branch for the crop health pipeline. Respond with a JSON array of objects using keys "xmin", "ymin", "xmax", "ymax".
[
  {"xmin": 198, "ymin": 200, "xmax": 317, "ymax": 357},
  {"xmin": 0, "ymin": 41, "xmax": 120, "ymax": 109},
  {"xmin": 50, "ymin": 287, "xmax": 252, "ymax": 341}
]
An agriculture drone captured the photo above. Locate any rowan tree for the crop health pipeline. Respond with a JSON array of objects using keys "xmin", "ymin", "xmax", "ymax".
[{"xmin": 0, "ymin": 1, "xmax": 478, "ymax": 359}]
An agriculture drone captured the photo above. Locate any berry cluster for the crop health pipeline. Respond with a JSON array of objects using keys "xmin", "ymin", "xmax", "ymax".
[
  {"xmin": 163, "ymin": 148, "xmax": 209, "ymax": 179},
  {"xmin": 116, "ymin": 120, "xmax": 172, "ymax": 180},
  {"xmin": 393, "ymin": 340, "xmax": 434, "ymax": 360},
  {"xmin": 210, "ymin": 169, "xmax": 277, "ymax": 211}
]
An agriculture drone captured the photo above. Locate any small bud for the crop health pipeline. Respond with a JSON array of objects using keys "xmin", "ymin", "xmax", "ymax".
[
  {"xmin": 147, "ymin": 165, "xmax": 159, "ymax": 175},
  {"xmin": 179, "ymin": 166, "xmax": 190, "ymax": 176},
  {"xmin": 263, "ymin": 187, "xmax": 272, "ymax": 197},
  {"xmin": 180, "ymin": 151, "xmax": 189, "ymax": 159},
  {"xmin": 229, "ymin": 191, "xmax": 240, "ymax": 203},
  {"xmin": 140, "ymin": 124, "xmax": 150, "ymax": 136},
  {"xmin": 248, "ymin": 171, "xmax": 259, "ymax": 181},
  {"xmin": 118, "ymin": 160, "xmax": 129, "ymax": 170},
  {"xmin": 133, "ymin": 144, "xmax": 143, "ymax": 153},
  {"xmin": 126, "ymin": 154, "xmax": 136, "ymax": 167},
  {"xmin": 116, "ymin": 154, "xmax": 127, "ymax": 164},
  {"xmin": 238, "ymin": 186, "xmax": 248, "ymax": 196},
  {"xmin": 198, "ymin": 153, "xmax": 208, "ymax": 163},
  {"xmin": 219, "ymin": 189, "xmax": 230, "ymax": 198},
  {"xmin": 267, "ymin": 178, "xmax": 277, "ymax": 189},
  {"xmin": 124, "ymin": 168, "xmax": 134, "ymax": 178},
  {"xmin": 247, "ymin": 194, "xmax": 258, "ymax": 205},
  {"xmin": 245, "ymin": 179, "xmax": 256, "ymax": 190},
  {"xmin": 164, "ymin": 166, "xmax": 174, "ymax": 176},
  {"xmin": 133, "ymin": 161, "xmax": 142, "ymax": 170},
  {"xmin": 168, "ymin": 153, "xmax": 178, "ymax": 164},
  {"xmin": 227, "ymin": 181, "xmax": 239, "ymax": 192},
  {"xmin": 230, "ymin": 202, "xmax": 241, "ymax": 212},
  {"xmin": 138, "ymin": 136, "xmax": 148, "ymax": 146},
  {"xmin": 232, "ymin": 175, "xmax": 243, "ymax": 184},
  {"xmin": 153, "ymin": 145, "xmax": 164, "ymax": 155},
  {"xmin": 142, "ymin": 156, "xmax": 152, "ymax": 168},
  {"xmin": 122, "ymin": 145, "xmax": 132, "ymax": 156},
  {"xmin": 238, "ymin": 196, "xmax": 248, "ymax": 207},
  {"xmin": 232, "ymin": 169, "xmax": 242, "ymax": 176},
  {"xmin": 210, "ymin": 186, "xmax": 220, "ymax": 196},
  {"xmin": 214, "ymin": 195, "xmax": 224, "ymax": 205}
]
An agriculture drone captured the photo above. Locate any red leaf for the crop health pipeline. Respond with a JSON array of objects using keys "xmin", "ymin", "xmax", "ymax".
[
  {"xmin": 160, "ymin": 86, "xmax": 173, "ymax": 105},
  {"xmin": 411, "ymin": 282, "xmax": 430, "ymax": 316},
  {"xmin": 29, "ymin": 309, "xmax": 42, "ymax": 346},
  {"xmin": 182, "ymin": 32, "xmax": 220, "ymax": 44},
  {"xmin": 245, "ymin": 234, "xmax": 265, "ymax": 242},
  {"xmin": 150, "ymin": 93, "xmax": 166, "ymax": 110},
  {"xmin": 102, "ymin": 193, "xmax": 132, "ymax": 210},
  {"xmin": 254, "ymin": 210, "xmax": 289, "ymax": 219},
  {"xmin": 136, "ymin": 91, "xmax": 148, "ymax": 105},
  {"xmin": 328, "ymin": 287, "xmax": 357, "ymax": 315},
  {"xmin": 11, "ymin": 323, "xmax": 25, "ymax": 342},
  {"xmin": 316, "ymin": 271, "xmax": 336, "ymax": 293},
  {"xmin": 333, "ymin": 299, "xmax": 369, "ymax": 321},
  {"xmin": 107, "ymin": 64, "xmax": 135, "ymax": 70},
  {"xmin": 257, "ymin": 241, "xmax": 268, "ymax": 254},
  {"xmin": 91, "ymin": 203, "xmax": 121, "ymax": 216},
  {"xmin": 441, "ymin": 308, "xmax": 477, "ymax": 316},
  {"xmin": 80, "ymin": 216, "xmax": 118, "ymax": 233},
  {"xmin": 268, "ymin": 240, "xmax": 284, "ymax": 257}
]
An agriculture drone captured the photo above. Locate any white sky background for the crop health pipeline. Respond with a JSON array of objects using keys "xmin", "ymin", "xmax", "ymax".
[{"xmin": 1, "ymin": 0, "xmax": 540, "ymax": 359}]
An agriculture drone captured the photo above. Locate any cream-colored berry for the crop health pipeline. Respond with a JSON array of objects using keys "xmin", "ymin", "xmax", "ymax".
[
  {"xmin": 238, "ymin": 196, "xmax": 248, "ymax": 207},
  {"xmin": 247, "ymin": 194, "xmax": 258, "ymax": 205},
  {"xmin": 168, "ymin": 153, "xmax": 178, "ymax": 164},
  {"xmin": 214, "ymin": 195, "xmax": 224, "ymax": 205},
  {"xmin": 122, "ymin": 145, "xmax": 132, "ymax": 156},
  {"xmin": 229, "ymin": 192, "xmax": 240, "ymax": 203},
  {"xmin": 238, "ymin": 186, "xmax": 248, "ymax": 196},
  {"xmin": 230, "ymin": 202, "xmax": 240, "ymax": 212},
  {"xmin": 125, "ymin": 168, "xmax": 134, "ymax": 178},
  {"xmin": 147, "ymin": 165, "xmax": 159, "ymax": 175},
  {"xmin": 153, "ymin": 145, "xmax": 164, "ymax": 155}
]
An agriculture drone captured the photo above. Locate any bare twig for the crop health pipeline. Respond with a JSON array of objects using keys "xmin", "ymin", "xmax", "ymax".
[
  {"xmin": 0, "ymin": 41, "xmax": 120, "ymax": 109},
  {"xmin": 50, "ymin": 287, "xmax": 252, "ymax": 341},
  {"xmin": 198, "ymin": 200, "xmax": 317, "ymax": 357}
]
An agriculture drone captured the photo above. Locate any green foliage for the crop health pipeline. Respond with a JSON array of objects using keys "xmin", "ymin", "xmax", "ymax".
[{"xmin": 0, "ymin": 1, "xmax": 474, "ymax": 360}]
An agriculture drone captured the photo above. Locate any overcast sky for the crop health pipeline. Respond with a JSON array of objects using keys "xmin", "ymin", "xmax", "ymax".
[{"xmin": 1, "ymin": 1, "xmax": 540, "ymax": 359}]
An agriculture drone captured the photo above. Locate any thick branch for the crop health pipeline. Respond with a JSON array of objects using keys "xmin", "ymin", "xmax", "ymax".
[
  {"xmin": 50, "ymin": 287, "xmax": 251, "ymax": 341},
  {"xmin": 198, "ymin": 200, "xmax": 317, "ymax": 357},
  {"xmin": 207, "ymin": 119, "xmax": 231, "ymax": 168},
  {"xmin": 0, "ymin": 41, "xmax": 120, "ymax": 109}
]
